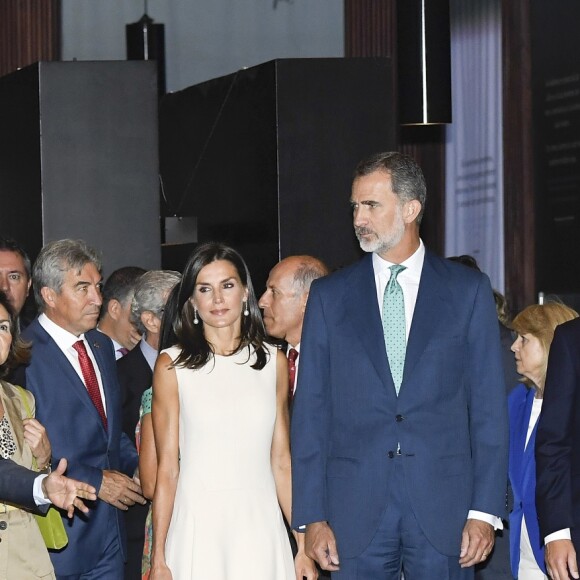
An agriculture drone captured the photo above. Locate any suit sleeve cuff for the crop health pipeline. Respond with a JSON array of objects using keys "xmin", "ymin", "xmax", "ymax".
[
  {"xmin": 468, "ymin": 510, "xmax": 503, "ymax": 530},
  {"xmin": 33, "ymin": 474, "xmax": 51, "ymax": 506},
  {"xmin": 545, "ymin": 529, "xmax": 572, "ymax": 544}
]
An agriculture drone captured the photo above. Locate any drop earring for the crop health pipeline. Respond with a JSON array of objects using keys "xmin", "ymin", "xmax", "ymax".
[
  {"xmin": 193, "ymin": 307, "xmax": 199, "ymax": 325},
  {"xmin": 243, "ymin": 301, "xmax": 249, "ymax": 316}
]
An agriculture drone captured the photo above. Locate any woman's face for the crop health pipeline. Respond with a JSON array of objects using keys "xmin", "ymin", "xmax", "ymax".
[
  {"xmin": 0, "ymin": 304, "xmax": 13, "ymax": 366},
  {"xmin": 190, "ymin": 260, "xmax": 248, "ymax": 330},
  {"xmin": 511, "ymin": 332, "xmax": 546, "ymax": 386}
]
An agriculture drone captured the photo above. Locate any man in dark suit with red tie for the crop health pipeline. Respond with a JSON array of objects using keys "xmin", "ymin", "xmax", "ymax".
[
  {"xmin": 259, "ymin": 255, "xmax": 329, "ymax": 399},
  {"xmin": 17, "ymin": 239, "xmax": 145, "ymax": 579}
]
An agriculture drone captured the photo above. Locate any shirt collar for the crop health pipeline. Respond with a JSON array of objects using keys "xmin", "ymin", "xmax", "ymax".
[
  {"xmin": 372, "ymin": 239, "xmax": 425, "ymax": 280},
  {"xmin": 140, "ymin": 337, "xmax": 158, "ymax": 371},
  {"xmin": 38, "ymin": 312, "xmax": 87, "ymax": 351}
]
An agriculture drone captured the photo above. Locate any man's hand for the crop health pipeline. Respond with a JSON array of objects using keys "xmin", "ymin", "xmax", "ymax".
[
  {"xmin": 98, "ymin": 469, "xmax": 146, "ymax": 510},
  {"xmin": 304, "ymin": 521, "xmax": 340, "ymax": 572},
  {"xmin": 545, "ymin": 539, "xmax": 579, "ymax": 580},
  {"xmin": 459, "ymin": 519, "xmax": 494, "ymax": 568},
  {"xmin": 42, "ymin": 458, "xmax": 97, "ymax": 518}
]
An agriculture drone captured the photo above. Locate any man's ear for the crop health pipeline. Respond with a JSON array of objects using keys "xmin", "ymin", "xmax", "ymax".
[
  {"xmin": 108, "ymin": 298, "xmax": 121, "ymax": 320},
  {"xmin": 40, "ymin": 286, "xmax": 55, "ymax": 309},
  {"xmin": 25, "ymin": 278, "xmax": 32, "ymax": 296},
  {"xmin": 404, "ymin": 200, "xmax": 422, "ymax": 224}
]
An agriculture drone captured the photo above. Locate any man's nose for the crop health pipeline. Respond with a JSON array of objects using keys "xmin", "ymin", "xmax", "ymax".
[
  {"xmin": 0, "ymin": 274, "xmax": 8, "ymax": 292},
  {"xmin": 258, "ymin": 291, "xmax": 269, "ymax": 308}
]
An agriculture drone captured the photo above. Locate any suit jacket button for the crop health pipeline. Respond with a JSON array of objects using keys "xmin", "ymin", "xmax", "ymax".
[
  {"xmin": 387, "ymin": 451, "xmax": 395, "ymax": 458},
  {"xmin": 395, "ymin": 415, "xmax": 404, "ymax": 422},
  {"xmin": 0, "ymin": 521, "xmax": 7, "ymax": 530}
]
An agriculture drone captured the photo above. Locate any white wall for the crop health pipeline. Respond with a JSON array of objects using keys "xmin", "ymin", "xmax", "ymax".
[{"xmin": 61, "ymin": 0, "xmax": 344, "ymax": 92}]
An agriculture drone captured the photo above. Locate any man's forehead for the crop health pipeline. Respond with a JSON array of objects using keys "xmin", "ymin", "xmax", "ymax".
[
  {"xmin": 0, "ymin": 250, "xmax": 27, "ymax": 272},
  {"xmin": 64, "ymin": 263, "xmax": 102, "ymax": 283}
]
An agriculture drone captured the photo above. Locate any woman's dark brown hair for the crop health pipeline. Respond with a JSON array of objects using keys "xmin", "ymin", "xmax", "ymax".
[{"xmin": 0, "ymin": 290, "xmax": 30, "ymax": 377}]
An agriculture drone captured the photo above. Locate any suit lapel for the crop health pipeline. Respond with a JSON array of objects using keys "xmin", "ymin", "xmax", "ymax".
[
  {"xmin": 86, "ymin": 330, "xmax": 114, "ymax": 440},
  {"xmin": 345, "ymin": 255, "xmax": 395, "ymax": 393},
  {"xmin": 403, "ymin": 252, "xmax": 453, "ymax": 387},
  {"xmin": 32, "ymin": 321, "xmax": 108, "ymax": 437}
]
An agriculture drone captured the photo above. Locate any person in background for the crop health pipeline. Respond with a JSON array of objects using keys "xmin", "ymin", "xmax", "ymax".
[
  {"xmin": 535, "ymin": 309, "xmax": 580, "ymax": 580},
  {"xmin": 0, "ymin": 236, "xmax": 33, "ymax": 325},
  {"xmin": 118, "ymin": 270, "xmax": 181, "ymax": 580},
  {"xmin": 17, "ymin": 239, "xmax": 145, "ymax": 578},
  {"xmin": 98, "ymin": 266, "xmax": 146, "ymax": 359},
  {"xmin": 0, "ymin": 289, "xmax": 94, "ymax": 578},
  {"xmin": 509, "ymin": 302, "xmax": 578, "ymax": 579},
  {"xmin": 259, "ymin": 255, "xmax": 329, "ymax": 403}
]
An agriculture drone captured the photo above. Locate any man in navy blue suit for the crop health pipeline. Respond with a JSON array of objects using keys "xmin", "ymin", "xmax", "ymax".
[
  {"xmin": 536, "ymin": 317, "xmax": 580, "ymax": 580},
  {"xmin": 18, "ymin": 239, "xmax": 145, "ymax": 579},
  {"xmin": 291, "ymin": 152, "xmax": 508, "ymax": 578}
]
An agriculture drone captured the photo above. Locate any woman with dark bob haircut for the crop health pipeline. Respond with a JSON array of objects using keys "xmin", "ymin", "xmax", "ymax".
[
  {"xmin": 0, "ymin": 290, "xmax": 55, "ymax": 577},
  {"xmin": 149, "ymin": 242, "xmax": 317, "ymax": 580}
]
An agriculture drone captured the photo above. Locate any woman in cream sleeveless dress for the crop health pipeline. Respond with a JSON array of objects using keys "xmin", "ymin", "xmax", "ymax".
[{"xmin": 149, "ymin": 243, "xmax": 317, "ymax": 580}]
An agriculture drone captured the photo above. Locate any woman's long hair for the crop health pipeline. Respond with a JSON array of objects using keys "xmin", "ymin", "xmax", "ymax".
[{"xmin": 159, "ymin": 242, "xmax": 268, "ymax": 370}]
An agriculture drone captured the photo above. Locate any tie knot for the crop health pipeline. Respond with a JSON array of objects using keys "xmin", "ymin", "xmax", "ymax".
[
  {"xmin": 117, "ymin": 347, "xmax": 129, "ymax": 357},
  {"xmin": 288, "ymin": 348, "xmax": 299, "ymax": 364},
  {"xmin": 389, "ymin": 264, "xmax": 406, "ymax": 279},
  {"xmin": 73, "ymin": 340, "xmax": 86, "ymax": 355}
]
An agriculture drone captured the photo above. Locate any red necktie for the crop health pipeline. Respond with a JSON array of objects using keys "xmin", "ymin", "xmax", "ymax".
[
  {"xmin": 73, "ymin": 340, "xmax": 108, "ymax": 430},
  {"xmin": 287, "ymin": 348, "xmax": 299, "ymax": 400}
]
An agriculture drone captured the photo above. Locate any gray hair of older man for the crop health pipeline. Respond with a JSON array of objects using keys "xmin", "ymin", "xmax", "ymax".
[
  {"xmin": 33, "ymin": 239, "xmax": 102, "ymax": 312},
  {"xmin": 130, "ymin": 270, "xmax": 181, "ymax": 335}
]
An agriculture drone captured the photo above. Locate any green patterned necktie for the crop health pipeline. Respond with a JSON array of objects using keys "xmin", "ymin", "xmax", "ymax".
[{"xmin": 382, "ymin": 264, "xmax": 407, "ymax": 395}]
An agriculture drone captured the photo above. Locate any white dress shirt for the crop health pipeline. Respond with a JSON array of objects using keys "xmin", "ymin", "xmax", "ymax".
[
  {"xmin": 38, "ymin": 313, "xmax": 107, "ymax": 416},
  {"xmin": 372, "ymin": 241, "xmax": 502, "ymax": 530}
]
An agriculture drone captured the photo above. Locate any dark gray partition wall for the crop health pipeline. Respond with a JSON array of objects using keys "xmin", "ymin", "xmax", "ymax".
[
  {"xmin": 0, "ymin": 61, "xmax": 161, "ymax": 275},
  {"xmin": 159, "ymin": 58, "xmax": 395, "ymax": 290}
]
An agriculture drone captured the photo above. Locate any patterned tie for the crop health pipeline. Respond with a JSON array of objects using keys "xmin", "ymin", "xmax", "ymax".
[
  {"xmin": 382, "ymin": 265, "xmax": 407, "ymax": 395},
  {"xmin": 287, "ymin": 348, "xmax": 299, "ymax": 400},
  {"xmin": 73, "ymin": 340, "xmax": 108, "ymax": 429}
]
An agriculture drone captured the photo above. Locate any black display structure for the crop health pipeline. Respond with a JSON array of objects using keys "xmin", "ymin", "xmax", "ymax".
[
  {"xmin": 159, "ymin": 58, "xmax": 395, "ymax": 290},
  {"xmin": 531, "ymin": 1, "xmax": 580, "ymax": 298},
  {"xmin": 0, "ymin": 61, "xmax": 161, "ymax": 274}
]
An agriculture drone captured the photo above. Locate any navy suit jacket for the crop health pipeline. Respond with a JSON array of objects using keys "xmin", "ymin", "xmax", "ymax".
[
  {"xmin": 508, "ymin": 384, "xmax": 545, "ymax": 576},
  {"xmin": 536, "ymin": 317, "xmax": 580, "ymax": 549},
  {"xmin": 0, "ymin": 458, "xmax": 45, "ymax": 512},
  {"xmin": 291, "ymin": 251, "xmax": 508, "ymax": 558},
  {"xmin": 19, "ymin": 319, "xmax": 138, "ymax": 576}
]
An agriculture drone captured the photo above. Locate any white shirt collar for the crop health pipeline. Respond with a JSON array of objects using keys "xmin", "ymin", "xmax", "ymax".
[
  {"xmin": 38, "ymin": 312, "xmax": 87, "ymax": 351},
  {"xmin": 372, "ymin": 239, "xmax": 425, "ymax": 281}
]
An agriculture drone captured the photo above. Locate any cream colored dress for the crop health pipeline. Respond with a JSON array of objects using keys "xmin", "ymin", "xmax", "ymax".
[{"xmin": 163, "ymin": 345, "xmax": 294, "ymax": 580}]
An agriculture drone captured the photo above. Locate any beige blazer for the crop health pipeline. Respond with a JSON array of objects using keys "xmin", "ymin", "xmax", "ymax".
[{"xmin": 0, "ymin": 380, "xmax": 55, "ymax": 579}]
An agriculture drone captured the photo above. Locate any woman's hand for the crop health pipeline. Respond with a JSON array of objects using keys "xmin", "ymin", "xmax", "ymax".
[
  {"xmin": 295, "ymin": 550, "xmax": 319, "ymax": 580},
  {"xmin": 23, "ymin": 417, "xmax": 51, "ymax": 469},
  {"xmin": 149, "ymin": 561, "xmax": 173, "ymax": 580}
]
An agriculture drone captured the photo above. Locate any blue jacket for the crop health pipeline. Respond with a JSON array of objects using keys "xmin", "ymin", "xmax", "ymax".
[
  {"xmin": 291, "ymin": 251, "xmax": 508, "ymax": 558},
  {"xmin": 508, "ymin": 383, "xmax": 546, "ymax": 576}
]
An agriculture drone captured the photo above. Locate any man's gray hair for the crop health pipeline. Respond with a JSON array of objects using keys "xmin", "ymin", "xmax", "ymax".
[
  {"xmin": 130, "ymin": 270, "xmax": 181, "ymax": 335},
  {"xmin": 33, "ymin": 239, "xmax": 102, "ymax": 312},
  {"xmin": 354, "ymin": 151, "xmax": 427, "ymax": 224},
  {"xmin": 291, "ymin": 257, "xmax": 330, "ymax": 294}
]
